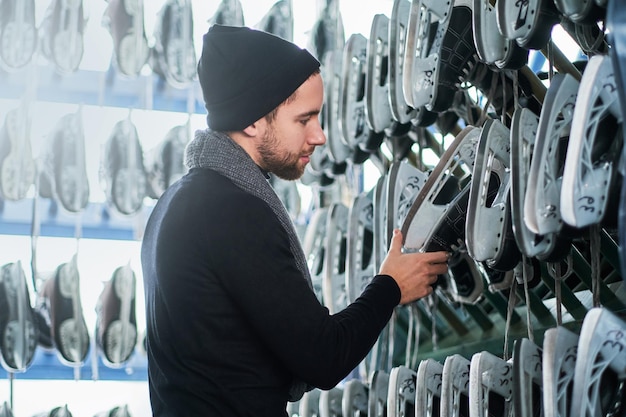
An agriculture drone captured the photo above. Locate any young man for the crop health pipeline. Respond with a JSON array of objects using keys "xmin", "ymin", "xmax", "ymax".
[{"xmin": 141, "ymin": 24, "xmax": 449, "ymax": 416}]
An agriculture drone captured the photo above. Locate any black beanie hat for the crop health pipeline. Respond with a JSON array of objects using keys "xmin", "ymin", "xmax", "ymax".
[{"xmin": 197, "ymin": 25, "xmax": 321, "ymax": 131}]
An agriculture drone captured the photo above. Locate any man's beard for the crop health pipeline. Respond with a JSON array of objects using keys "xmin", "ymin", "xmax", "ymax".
[{"xmin": 257, "ymin": 126, "xmax": 308, "ymax": 181}]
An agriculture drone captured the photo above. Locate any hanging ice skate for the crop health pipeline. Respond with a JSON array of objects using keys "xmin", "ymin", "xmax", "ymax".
[
  {"xmin": 95, "ymin": 263, "xmax": 137, "ymax": 367},
  {"xmin": 209, "ymin": 0, "xmax": 244, "ymax": 27},
  {"xmin": 151, "ymin": 0, "xmax": 197, "ymax": 89},
  {"xmin": 388, "ymin": 0, "xmax": 417, "ymax": 125},
  {"xmin": 325, "ymin": 49, "xmax": 354, "ymax": 168},
  {"xmin": 607, "ymin": 0, "xmax": 626, "ymax": 283},
  {"xmin": 0, "ymin": 0, "xmax": 37, "ymax": 71},
  {"xmin": 473, "ymin": 0, "xmax": 528, "ymax": 69},
  {"xmin": 466, "ymin": 119, "xmax": 521, "ymax": 272},
  {"xmin": 255, "ymin": 0, "xmax": 293, "ymax": 42},
  {"xmin": 346, "ymin": 189, "xmax": 375, "ymax": 304},
  {"xmin": 307, "ymin": 0, "xmax": 344, "ymax": 65},
  {"xmin": 401, "ymin": 126, "xmax": 483, "ymax": 303},
  {"xmin": 415, "ymin": 359, "xmax": 444, "ymax": 417},
  {"xmin": 510, "ymin": 107, "xmax": 564, "ymax": 261},
  {"xmin": 368, "ymin": 370, "xmax": 390, "ymax": 417},
  {"xmin": 570, "ymin": 308, "xmax": 626, "ymax": 417},
  {"xmin": 269, "ymin": 176, "xmax": 301, "ymax": 222},
  {"xmin": 401, "ymin": 125, "xmax": 481, "ymax": 253},
  {"xmin": 440, "ymin": 354, "xmax": 471, "ymax": 417},
  {"xmin": 299, "ymin": 388, "xmax": 321, "ymax": 417},
  {"xmin": 342, "ymin": 379, "xmax": 368, "ymax": 417},
  {"xmin": 34, "ymin": 255, "xmax": 90, "ymax": 366},
  {"xmin": 322, "ymin": 203, "xmax": 349, "ymax": 314},
  {"xmin": 319, "ymin": 387, "xmax": 343, "ymax": 417},
  {"xmin": 496, "ymin": 0, "xmax": 560, "ymax": 50},
  {"xmin": 145, "ymin": 122, "xmax": 190, "ymax": 200},
  {"xmin": 469, "ymin": 351, "xmax": 514, "ymax": 417},
  {"xmin": 39, "ymin": 0, "xmax": 86, "ymax": 74},
  {"xmin": 373, "ymin": 174, "xmax": 389, "ymax": 273},
  {"xmin": 512, "ymin": 338, "xmax": 544, "ymax": 417},
  {"xmin": 0, "ymin": 402, "xmax": 12, "ymax": 417},
  {"xmin": 302, "ymin": 207, "xmax": 330, "ymax": 304},
  {"xmin": 542, "ymin": 326, "xmax": 579, "ymax": 417},
  {"xmin": 102, "ymin": 0, "xmax": 150, "ymax": 77},
  {"xmin": 0, "ymin": 99, "xmax": 36, "ymax": 201},
  {"xmin": 386, "ymin": 160, "xmax": 429, "ymax": 249},
  {"xmin": 93, "ymin": 405, "xmax": 131, "ymax": 417},
  {"xmin": 38, "ymin": 107, "xmax": 90, "ymax": 213},
  {"xmin": 553, "ymin": 0, "xmax": 605, "ymax": 23},
  {"xmin": 561, "ymin": 54, "xmax": 623, "ymax": 229},
  {"xmin": 388, "ymin": 366, "xmax": 416, "ymax": 417},
  {"xmin": 404, "ymin": 0, "xmax": 479, "ymax": 114},
  {"xmin": 339, "ymin": 33, "xmax": 370, "ymax": 154},
  {"xmin": 100, "ymin": 114, "xmax": 148, "ymax": 216},
  {"xmin": 524, "ymin": 74, "xmax": 579, "ymax": 237},
  {"xmin": 32, "ymin": 405, "xmax": 73, "ymax": 417},
  {"xmin": 365, "ymin": 14, "xmax": 394, "ymax": 135},
  {"xmin": 0, "ymin": 261, "xmax": 37, "ymax": 373}
]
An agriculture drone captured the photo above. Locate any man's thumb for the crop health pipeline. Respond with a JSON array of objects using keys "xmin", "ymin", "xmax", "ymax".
[{"xmin": 388, "ymin": 229, "xmax": 403, "ymax": 253}]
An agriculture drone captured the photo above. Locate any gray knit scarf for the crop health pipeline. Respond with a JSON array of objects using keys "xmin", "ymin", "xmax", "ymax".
[{"xmin": 184, "ymin": 129, "xmax": 313, "ymax": 400}]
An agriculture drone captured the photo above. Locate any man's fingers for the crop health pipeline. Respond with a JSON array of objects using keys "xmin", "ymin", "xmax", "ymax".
[{"xmin": 423, "ymin": 250, "xmax": 449, "ymax": 263}]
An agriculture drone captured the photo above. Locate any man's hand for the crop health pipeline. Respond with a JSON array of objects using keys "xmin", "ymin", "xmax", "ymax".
[{"xmin": 379, "ymin": 229, "xmax": 449, "ymax": 305}]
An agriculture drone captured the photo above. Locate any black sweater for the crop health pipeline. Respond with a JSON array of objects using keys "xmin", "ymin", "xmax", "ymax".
[{"xmin": 141, "ymin": 168, "xmax": 400, "ymax": 416}]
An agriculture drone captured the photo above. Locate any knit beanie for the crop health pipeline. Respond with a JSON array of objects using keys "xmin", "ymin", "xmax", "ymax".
[{"xmin": 197, "ymin": 25, "xmax": 321, "ymax": 131}]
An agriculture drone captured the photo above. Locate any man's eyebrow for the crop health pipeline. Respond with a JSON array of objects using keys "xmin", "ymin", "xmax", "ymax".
[{"xmin": 296, "ymin": 109, "xmax": 321, "ymax": 118}]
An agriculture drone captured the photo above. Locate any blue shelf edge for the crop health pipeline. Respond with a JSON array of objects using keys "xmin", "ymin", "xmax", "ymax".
[
  {"xmin": 0, "ymin": 65, "xmax": 205, "ymax": 115},
  {"xmin": 2, "ymin": 347, "xmax": 147, "ymax": 382},
  {"xmin": 0, "ymin": 198, "xmax": 154, "ymax": 241}
]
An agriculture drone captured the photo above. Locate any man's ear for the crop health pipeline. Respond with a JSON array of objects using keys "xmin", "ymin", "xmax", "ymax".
[{"xmin": 242, "ymin": 117, "xmax": 267, "ymax": 138}]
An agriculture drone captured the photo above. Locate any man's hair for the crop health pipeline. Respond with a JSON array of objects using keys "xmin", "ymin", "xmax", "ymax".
[{"xmin": 264, "ymin": 69, "xmax": 321, "ymax": 124}]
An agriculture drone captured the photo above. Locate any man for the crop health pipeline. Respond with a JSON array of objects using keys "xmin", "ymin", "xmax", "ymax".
[{"xmin": 141, "ymin": 24, "xmax": 449, "ymax": 416}]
